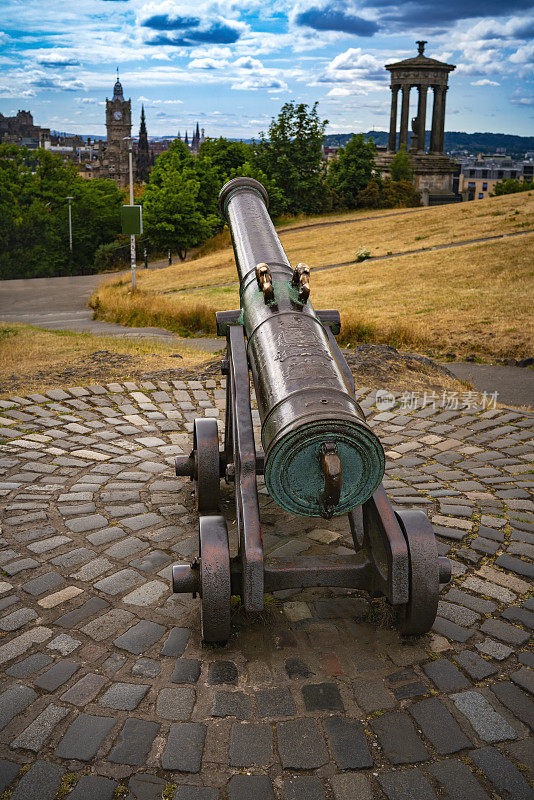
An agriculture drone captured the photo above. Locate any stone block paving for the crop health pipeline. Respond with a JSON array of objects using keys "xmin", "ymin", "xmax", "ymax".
[{"xmin": 0, "ymin": 378, "xmax": 532, "ymax": 799}]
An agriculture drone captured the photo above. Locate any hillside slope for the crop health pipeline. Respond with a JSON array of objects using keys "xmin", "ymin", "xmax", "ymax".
[{"xmin": 91, "ymin": 192, "xmax": 534, "ymax": 361}]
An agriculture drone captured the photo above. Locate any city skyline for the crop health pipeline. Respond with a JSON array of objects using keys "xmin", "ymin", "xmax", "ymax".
[{"xmin": 1, "ymin": 0, "xmax": 533, "ymax": 139}]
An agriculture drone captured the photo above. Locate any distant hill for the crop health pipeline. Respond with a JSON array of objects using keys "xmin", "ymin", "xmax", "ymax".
[{"xmin": 323, "ymin": 131, "xmax": 534, "ymax": 157}]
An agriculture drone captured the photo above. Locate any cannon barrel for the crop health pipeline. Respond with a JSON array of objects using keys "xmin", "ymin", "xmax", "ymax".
[{"xmin": 219, "ymin": 177, "xmax": 385, "ymax": 518}]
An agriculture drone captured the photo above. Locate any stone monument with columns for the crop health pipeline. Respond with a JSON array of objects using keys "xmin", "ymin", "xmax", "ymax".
[{"xmin": 376, "ymin": 42, "xmax": 459, "ymax": 205}]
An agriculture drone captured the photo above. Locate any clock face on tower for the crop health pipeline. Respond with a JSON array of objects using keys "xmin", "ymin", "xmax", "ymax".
[{"xmin": 114, "ymin": 111, "xmax": 122, "ymax": 121}]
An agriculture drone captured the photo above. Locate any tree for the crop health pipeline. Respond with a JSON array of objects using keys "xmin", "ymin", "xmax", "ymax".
[
  {"xmin": 253, "ymin": 101, "xmax": 329, "ymax": 215},
  {"xmin": 197, "ymin": 137, "xmax": 253, "ymax": 177},
  {"xmin": 143, "ymin": 171, "xmax": 217, "ymax": 260},
  {"xmin": 356, "ymin": 179, "xmax": 382, "ymax": 209},
  {"xmin": 492, "ymin": 178, "xmax": 534, "ymax": 196},
  {"xmin": 326, "ymin": 134, "xmax": 377, "ymax": 208},
  {"xmin": 0, "ymin": 144, "xmax": 123, "ymax": 279},
  {"xmin": 389, "ymin": 145, "xmax": 413, "ymax": 181},
  {"xmin": 379, "ymin": 179, "xmax": 421, "ymax": 208},
  {"xmin": 226, "ymin": 162, "xmax": 287, "ymax": 218}
]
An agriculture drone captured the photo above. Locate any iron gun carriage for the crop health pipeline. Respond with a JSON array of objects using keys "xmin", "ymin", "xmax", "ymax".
[{"xmin": 171, "ymin": 177, "xmax": 451, "ymax": 643}]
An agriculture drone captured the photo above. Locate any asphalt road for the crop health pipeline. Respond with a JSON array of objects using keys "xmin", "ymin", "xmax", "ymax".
[
  {"xmin": 1, "ymin": 272, "xmax": 532, "ymax": 407},
  {"xmin": 446, "ymin": 362, "xmax": 533, "ymax": 410},
  {"xmin": 0, "ymin": 273, "xmax": 223, "ymax": 352}
]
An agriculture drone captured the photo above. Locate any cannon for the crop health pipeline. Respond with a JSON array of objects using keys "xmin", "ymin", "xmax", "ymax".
[{"xmin": 171, "ymin": 177, "xmax": 451, "ymax": 643}]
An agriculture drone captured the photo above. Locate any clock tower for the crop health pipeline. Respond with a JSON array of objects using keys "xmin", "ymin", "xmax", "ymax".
[{"xmin": 105, "ymin": 71, "xmax": 131, "ymax": 188}]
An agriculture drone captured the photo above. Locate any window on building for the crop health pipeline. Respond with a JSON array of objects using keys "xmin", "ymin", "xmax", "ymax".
[
  {"xmin": 511, "ymin": 171, "xmax": 516, "ymax": 178},
  {"xmin": 481, "ymin": 170, "xmax": 488, "ymax": 178},
  {"xmin": 482, "ymin": 182, "xmax": 487, "ymax": 191},
  {"xmin": 468, "ymin": 169, "xmax": 475, "ymax": 177},
  {"xmin": 478, "ymin": 192, "xmax": 484, "ymax": 199},
  {"xmin": 497, "ymin": 171, "xmax": 503, "ymax": 178},
  {"xmin": 468, "ymin": 182, "xmax": 475, "ymax": 189}
]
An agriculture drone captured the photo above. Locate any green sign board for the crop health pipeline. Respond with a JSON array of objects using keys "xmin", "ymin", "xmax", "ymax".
[{"xmin": 121, "ymin": 205, "xmax": 143, "ymax": 235}]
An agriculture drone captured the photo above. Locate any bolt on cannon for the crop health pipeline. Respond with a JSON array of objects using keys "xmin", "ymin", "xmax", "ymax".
[{"xmin": 172, "ymin": 177, "xmax": 451, "ymax": 644}]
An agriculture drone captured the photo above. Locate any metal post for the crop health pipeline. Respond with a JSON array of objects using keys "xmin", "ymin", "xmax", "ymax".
[
  {"xmin": 127, "ymin": 140, "xmax": 136, "ymax": 291},
  {"xmin": 66, "ymin": 196, "xmax": 73, "ymax": 252},
  {"xmin": 168, "ymin": 249, "xmax": 172, "ymax": 266},
  {"xmin": 144, "ymin": 248, "xmax": 148, "ymax": 269}
]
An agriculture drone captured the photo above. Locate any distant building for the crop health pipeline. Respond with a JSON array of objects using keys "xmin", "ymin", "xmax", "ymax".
[
  {"xmin": 322, "ymin": 145, "xmax": 340, "ymax": 162},
  {"xmin": 180, "ymin": 123, "xmax": 205, "ymax": 154},
  {"xmin": 0, "ymin": 110, "xmax": 50, "ymax": 148},
  {"xmin": 457, "ymin": 154, "xmax": 533, "ymax": 200}
]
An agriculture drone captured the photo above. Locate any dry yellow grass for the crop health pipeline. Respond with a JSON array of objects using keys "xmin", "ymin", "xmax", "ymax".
[
  {"xmin": 0, "ymin": 324, "xmax": 214, "ymax": 396},
  {"xmin": 90, "ymin": 192, "xmax": 534, "ymax": 359}
]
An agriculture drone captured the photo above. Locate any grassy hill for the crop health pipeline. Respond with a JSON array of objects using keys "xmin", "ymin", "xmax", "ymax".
[{"xmin": 90, "ymin": 192, "xmax": 534, "ymax": 361}]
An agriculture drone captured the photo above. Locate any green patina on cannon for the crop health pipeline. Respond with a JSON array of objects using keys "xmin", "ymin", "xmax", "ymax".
[{"xmin": 172, "ymin": 177, "xmax": 451, "ymax": 644}]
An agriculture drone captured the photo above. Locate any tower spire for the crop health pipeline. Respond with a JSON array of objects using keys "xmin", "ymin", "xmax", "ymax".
[{"xmin": 136, "ymin": 104, "xmax": 150, "ymax": 182}]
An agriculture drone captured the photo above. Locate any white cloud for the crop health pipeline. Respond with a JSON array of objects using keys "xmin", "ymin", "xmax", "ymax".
[
  {"xmin": 233, "ymin": 56, "xmax": 264, "ymax": 70},
  {"xmin": 231, "ymin": 75, "xmax": 287, "ymax": 91},
  {"xmin": 137, "ymin": 96, "xmax": 184, "ymax": 104},
  {"xmin": 0, "ymin": 84, "xmax": 35, "ymax": 98},
  {"xmin": 471, "ymin": 78, "xmax": 500, "ymax": 86},
  {"xmin": 189, "ymin": 57, "xmax": 228, "ymax": 69},
  {"xmin": 510, "ymin": 40, "xmax": 534, "ymax": 63},
  {"xmin": 327, "ymin": 86, "xmax": 353, "ymax": 97}
]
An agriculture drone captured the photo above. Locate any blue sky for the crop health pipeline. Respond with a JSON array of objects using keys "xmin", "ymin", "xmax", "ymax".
[{"xmin": 0, "ymin": 0, "xmax": 532, "ymax": 139}]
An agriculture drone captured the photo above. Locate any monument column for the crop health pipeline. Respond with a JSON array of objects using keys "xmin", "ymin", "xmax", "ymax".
[
  {"xmin": 416, "ymin": 85, "xmax": 427, "ymax": 153},
  {"xmin": 398, "ymin": 84, "xmax": 411, "ymax": 149},
  {"xmin": 430, "ymin": 85, "xmax": 443, "ymax": 153},
  {"xmin": 388, "ymin": 85, "xmax": 399, "ymax": 152},
  {"xmin": 438, "ymin": 86, "xmax": 448, "ymax": 153}
]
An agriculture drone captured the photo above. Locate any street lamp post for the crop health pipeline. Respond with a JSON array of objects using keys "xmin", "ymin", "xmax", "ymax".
[
  {"xmin": 125, "ymin": 138, "xmax": 136, "ymax": 291},
  {"xmin": 66, "ymin": 196, "xmax": 73, "ymax": 252}
]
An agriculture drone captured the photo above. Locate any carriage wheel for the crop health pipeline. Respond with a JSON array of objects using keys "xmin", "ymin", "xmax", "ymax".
[
  {"xmin": 395, "ymin": 509, "xmax": 439, "ymax": 636},
  {"xmin": 199, "ymin": 515, "xmax": 232, "ymax": 644},
  {"xmin": 193, "ymin": 418, "xmax": 220, "ymax": 515}
]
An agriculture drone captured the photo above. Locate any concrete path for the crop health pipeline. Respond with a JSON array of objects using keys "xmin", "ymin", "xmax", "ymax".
[
  {"xmin": 0, "ymin": 381, "xmax": 532, "ymax": 799},
  {"xmin": 0, "ymin": 274, "xmax": 223, "ymax": 353},
  {"xmin": 447, "ymin": 362, "xmax": 534, "ymax": 410}
]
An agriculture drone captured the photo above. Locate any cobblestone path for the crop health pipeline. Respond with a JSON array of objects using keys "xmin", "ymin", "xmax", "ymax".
[{"xmin": 0, "ymin": 378, "xmax": 532, "ymax": 800}]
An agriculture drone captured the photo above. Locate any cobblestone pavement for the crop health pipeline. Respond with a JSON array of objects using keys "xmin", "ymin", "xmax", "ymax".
[{"xmin": 0, "ymin": 378, "xmax": 532, "ymax": 800}]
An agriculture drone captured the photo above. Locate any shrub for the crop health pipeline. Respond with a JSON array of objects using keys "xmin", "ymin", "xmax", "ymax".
[{"xmin": 355, "ymin": 247, "xmax": 371, "ymax": 262}]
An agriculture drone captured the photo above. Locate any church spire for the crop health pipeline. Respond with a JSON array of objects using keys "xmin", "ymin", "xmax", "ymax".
[{"xmin": 136, "ymin": 104, "xmax": 150, "ymax": 183}]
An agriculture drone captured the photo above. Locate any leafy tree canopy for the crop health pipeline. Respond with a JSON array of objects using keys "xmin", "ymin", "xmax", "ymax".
[
  {"xmin": 253, "ymin": 101, "xmax": 329, "ymax": 215},
  {"xmin": 197, "ymin": 137, "xmax": 253, "ymax": 177},
  {"xmin": 143, "ymin": 167, "xmax": 218, "ymax": 260},
  {"xmin": 492, "ymin": 178, "xmax": 534, "ymax": 196},
  {"xmin": 326, "ymin": 134, "xmax": 377, "ymax": 209},
  {"xmin": 389, "ymin": 145, "xmax": 413, "ymax": 182},
  {"xmin": 0, "ymin": 144, "xmax": 123, "ymax": 279}
]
